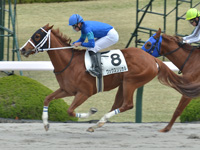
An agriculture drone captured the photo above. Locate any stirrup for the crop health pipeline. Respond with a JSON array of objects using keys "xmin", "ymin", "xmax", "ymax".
[{"xmin": 89, "ymin": 69, "xmax": 101, "ymax": 77}]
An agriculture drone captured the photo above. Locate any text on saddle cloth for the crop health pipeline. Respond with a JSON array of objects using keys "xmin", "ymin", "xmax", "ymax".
[{"xmin": 85, "ymin": 50, "xmax": 128, "ymax": 76}]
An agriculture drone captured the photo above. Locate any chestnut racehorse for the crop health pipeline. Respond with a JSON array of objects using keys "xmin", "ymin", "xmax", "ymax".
[
  {"xmin": 20, "ymin": 24, "xmax": 200, "ymax": 132},
  {"xmin": 142, "ymin": 28, "xmax": 200, "ymax": 132}
]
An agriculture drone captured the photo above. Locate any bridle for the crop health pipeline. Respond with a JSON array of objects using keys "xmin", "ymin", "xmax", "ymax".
[
  {"xmin": 143, "ymin": 35, "xmax": 196, "ymax": 74},
  {"xmin": 20, "ymin": 27, "xmax": 74, "ymax": 53},
  {"xmin": 20, "ymin": 27, "xmax": 75, "ymax": 75},
  {"xmin": 146, "ymin": 37, "xmax": 160, "ymax": 55},
  {"xmin": 161, "ymin": 39, "xmax": 197, "ymax": 74},
  {"xmin": 162, "ymin": 42, "xmax": 196, "ymax": 74}
]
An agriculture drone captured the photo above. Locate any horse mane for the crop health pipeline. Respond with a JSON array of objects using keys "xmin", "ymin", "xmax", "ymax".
[
  {"xmin": 162, "ymin": 34, "xmax": 182, "ymax": 43},
  {"xmin": 51, "ymin": 27, "xmax": 86, "ymax": 52},
  {"xmin": 162, "ymin": 33, "xmax": 199, "ymax": 51},
  {"xmin": 51, "ymin": 28, "xmax": 72, "ymax": 46}
]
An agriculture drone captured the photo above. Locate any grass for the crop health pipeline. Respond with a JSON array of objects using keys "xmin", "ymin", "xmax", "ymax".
[
  {"xmin": 0, "ymin": 75, "xmax": 77, "ymax": 122},
  {"xmin": 2, "ymin": 0, "xmax": 200, "ymax": 122}
]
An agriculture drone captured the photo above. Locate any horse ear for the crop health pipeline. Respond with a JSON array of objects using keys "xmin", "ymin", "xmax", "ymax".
[
  {"xmin": 154, "ymin": 28, "xmax": 161, "ymax": 39},
  {"xmin": 44, "ymin": 24, "xmax": 54, "ymax": 31},
  {"xmin": 45, "ymin": 23, "xmax": 49, "ymax": 27},
  {"xmin": 42, "ymin": 23, "xmax": 50, "ymax": 31},
  {"xmin": 49, "ymin": 25, "xmax": 54, "ymax": 29},
  {"xmin": 158, "ymin": 28, "xmax": 161, "ymax": 34}
]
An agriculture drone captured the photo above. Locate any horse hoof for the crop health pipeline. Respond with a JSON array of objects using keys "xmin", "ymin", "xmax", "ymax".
[
  {"xmin": 98, "ymin": 122, "xmax": 105, "ymax": 128},
  {"xmin": 159, "ymin": 128, "xmax": 169, "ymax": 133},
  {"xmin": 87, "ymin": 127, "xmax": 94, "ymax": 132},
  {"xmin": 90, "ymin": 108, "xmax": 98, "ymax": 114},
  {"xmin": 44, "ymin": 124, "xmax": 50, "ymax": 131}
]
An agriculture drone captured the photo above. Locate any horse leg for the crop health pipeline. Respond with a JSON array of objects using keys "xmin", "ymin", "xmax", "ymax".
[
  {"xmin": 87, "ymin": 84, "xmax": 135, "ymax": 132},
  {"xmin": 110, "ymin": 84, "xmax": 124, "ymax": 111},
  {"xmin": 159, "ymin": 96, "xmax": 191, "ymax": 132},
  {"xmin": 67, "ymin": 92, "xmax": 97, "ymax": 119},
  {"xmin": 42, "ymin": 88, "xmax": 71, "ymax": 131},
  {"xmin": 75, "ymin": 107, "xmax": 98, "ymax": 119}
]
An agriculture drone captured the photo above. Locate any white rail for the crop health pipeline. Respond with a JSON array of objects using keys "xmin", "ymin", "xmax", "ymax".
[
  {"xmin": 0, "ymin": 61, "xmax": 53, "ymax": 71},
  {"xmin": 0, "ymin": 61, "xmax": 179, "ymax": 71}
]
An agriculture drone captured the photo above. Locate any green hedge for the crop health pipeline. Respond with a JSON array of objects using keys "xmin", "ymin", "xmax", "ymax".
[
  {"xmin": 180, "ymin": 98, "xmax": 200, "ymax": 122},
  {"xmin": 0, "ymin": 75, "xmax": 78, "ymax": 122},
  {"xmin": 15, "ymin": 0, "xmax": 89, "ymax": 4}
]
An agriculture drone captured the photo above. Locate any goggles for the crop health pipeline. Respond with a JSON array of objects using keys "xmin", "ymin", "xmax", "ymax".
[
  {"xmin": 72, "ymin": 24, "xmax": 78, "ymax": 29},
  {"xmin": 189, "ymin": 19, "xmax": 195, "ymax": 24}
]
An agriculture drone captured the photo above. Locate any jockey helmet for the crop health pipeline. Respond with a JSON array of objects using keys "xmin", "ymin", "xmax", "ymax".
[
  {"xmin": 68, "ymin": 14, "xmax": 84, "ymax": 26},
  {"xmin": 185, "ymin": 8, "xmax": 200, "ymax": 20}
]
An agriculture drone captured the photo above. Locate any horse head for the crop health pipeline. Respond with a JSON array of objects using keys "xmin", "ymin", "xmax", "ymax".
[
  {"xmin": 20, "ymin": 23, "xmax": 54, "ymax": 57},
  {"xmin": 141, "ymin": 28, "xmax": 163, "ymax": 57}
]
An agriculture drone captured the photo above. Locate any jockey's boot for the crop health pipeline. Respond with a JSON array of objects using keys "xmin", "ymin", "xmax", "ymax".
[{"xmin": 88, "ymin": 51, "xmax": 101, "ymax": 77}]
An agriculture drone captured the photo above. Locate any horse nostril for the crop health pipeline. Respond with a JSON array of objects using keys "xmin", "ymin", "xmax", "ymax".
[{"xmin": 21, "ymin": 48, "xmax": 25, "ymax": 54}]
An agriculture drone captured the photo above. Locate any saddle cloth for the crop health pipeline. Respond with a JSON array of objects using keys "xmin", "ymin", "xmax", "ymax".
[{"xmin": 85, "ymin": 49, "xmax": 128, "ymax": 76}]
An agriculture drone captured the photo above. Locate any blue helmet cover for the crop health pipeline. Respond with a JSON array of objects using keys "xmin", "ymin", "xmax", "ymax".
[
  {"xmin": 141, "ymin": 33, "xmax": 162, "ymax": 57},
  {"xmin": 68, "ymin": 14, "xmax": 84, "ymax": 26}
]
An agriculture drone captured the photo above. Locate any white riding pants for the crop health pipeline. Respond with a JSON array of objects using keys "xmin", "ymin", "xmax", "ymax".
[{"xmin": 88, "ymin": 28, "xmax": 119, "ymax": 53}]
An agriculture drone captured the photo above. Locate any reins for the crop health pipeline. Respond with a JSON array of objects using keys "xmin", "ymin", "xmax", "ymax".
[
  {"xmin": 162, "ymin": 47, "xmax": 181, "ymax": 56},
  {"xmin": 162, "ymin": 42, "xmax": 196, "ymax": 74},
  {"xmin": 178, "ymin": 47, "xmax": 195, "ymax": 74},
  {"xmin": 39, "ymin": 46, "xmax": 74, "ymax": 52},
  {"xmin": 53, "ymin": 48, "xmax": 74, "ymax": 75}
]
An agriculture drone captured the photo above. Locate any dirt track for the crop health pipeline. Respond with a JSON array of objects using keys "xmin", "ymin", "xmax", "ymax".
[{"xmin": 0, "ymin": 122, "xmax": 200, "ymax": 150}]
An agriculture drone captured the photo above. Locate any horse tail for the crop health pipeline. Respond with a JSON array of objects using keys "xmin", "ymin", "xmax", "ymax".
[{"xmin": 155, "ymin": 58, "xmax": 200, "ymax": 98}]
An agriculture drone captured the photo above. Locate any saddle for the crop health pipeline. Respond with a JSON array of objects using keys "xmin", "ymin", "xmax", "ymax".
[{"xmin": 85, "ymin": 50, "xmax": 128, "ymax": 92}]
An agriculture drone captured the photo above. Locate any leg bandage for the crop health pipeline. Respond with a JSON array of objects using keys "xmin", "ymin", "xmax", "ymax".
[
  {"xmin": 99, "ymin": 109, "xmax": 120, "ymax": 122},
  {"xmin": 76, "ymin": 113, "xmax": 90, "ymax": 118}
]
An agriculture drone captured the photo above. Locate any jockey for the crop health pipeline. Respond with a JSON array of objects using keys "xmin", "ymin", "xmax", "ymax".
[
  {"xmin": 183, "ymin": 8, "xmax": 200, "ymax": 44},
  {"xmin": 68, "ymin": 14, "xmax": 119, "ymax": 77}
]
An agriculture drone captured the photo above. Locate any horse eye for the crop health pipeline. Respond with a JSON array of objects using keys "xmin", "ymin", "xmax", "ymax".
[
  {"xmin": 34, "ymin": 34, "xmax": 41, "ymax": 41},
  {"xmin": 147, "ymin": 43, "xmax": 151, "ymax": 47},
  {"xmin": 145, "ymin": 42, "xmax": 151, "ymax": 47},
  {"xmin": 144, "ymin": 42, "xmax": 151, "ymax": 50}
]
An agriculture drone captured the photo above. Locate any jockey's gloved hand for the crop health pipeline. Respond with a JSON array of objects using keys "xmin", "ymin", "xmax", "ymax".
[
  {"xmin": 178, "ymin": 39, "xmax": 186, "ymax": 47},
  {"xmin": 182, "ymin": 40, "xmax": 189, "ymax": 43}
]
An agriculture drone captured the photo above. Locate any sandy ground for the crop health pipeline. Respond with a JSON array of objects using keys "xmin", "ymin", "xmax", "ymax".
[{"xmin": 0, "ymin": 122, "xmax": 200, "ymax": 150}]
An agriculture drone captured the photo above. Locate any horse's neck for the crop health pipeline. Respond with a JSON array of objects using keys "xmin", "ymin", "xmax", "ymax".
[
  {"xmin": 165, "ymin": 53, "xmax": 183, "ymax": 69},
  {"xmin": 47, "ymin": 34, "xmax": 72, "ymax": 72},
  {"xmin": 163, "ymin": 45, "xmax": 195, "ymax": 72}
]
